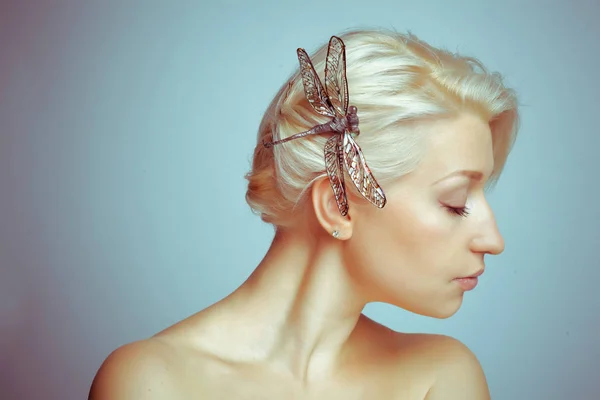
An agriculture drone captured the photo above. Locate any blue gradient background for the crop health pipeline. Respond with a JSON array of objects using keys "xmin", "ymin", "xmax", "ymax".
[{"xmin": 1, "ymin": 1, "xmax": 599, "ymax": 399}]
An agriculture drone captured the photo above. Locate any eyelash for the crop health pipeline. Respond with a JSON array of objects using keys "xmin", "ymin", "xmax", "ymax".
[{"xmin": 445, "ymin": 205, "xmax": 470, "ymax": 218}]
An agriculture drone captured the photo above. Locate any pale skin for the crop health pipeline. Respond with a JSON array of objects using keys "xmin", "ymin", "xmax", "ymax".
[{"xmin": 89, "ymin": 112, "xmax": 504, "ymax": 399}]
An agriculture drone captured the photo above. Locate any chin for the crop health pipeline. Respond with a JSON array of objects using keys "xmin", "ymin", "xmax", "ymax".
[
  {"xmin": 429, "ymin": 308, "xmax": 460, "ymax": 319},
  {"xmin": 398, "ymin": 297, "xmax": 464, "ymax": 319},
  {"xmin": 432, "ymin": 298, "xmax": 464, "ymax": 319}
]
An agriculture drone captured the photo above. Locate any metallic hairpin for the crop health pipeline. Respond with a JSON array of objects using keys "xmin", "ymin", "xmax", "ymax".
[{"xmin": 263, "ymin": 36, "xmax": 387, "ymax": 216}]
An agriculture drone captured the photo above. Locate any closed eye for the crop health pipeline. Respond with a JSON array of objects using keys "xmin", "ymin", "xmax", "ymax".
[{"xmin": 444, "ymin": 205, "xmax": 470, "ymax": 218}]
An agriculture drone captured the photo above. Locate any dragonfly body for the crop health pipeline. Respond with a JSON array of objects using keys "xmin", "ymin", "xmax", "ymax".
[
  {"xmin": 263, "ymin": 105, "xmax": 359, "ymax": 148},
  {"xmin": 329, "ymin": 105, "xmax": 359, "ymax": 136}
]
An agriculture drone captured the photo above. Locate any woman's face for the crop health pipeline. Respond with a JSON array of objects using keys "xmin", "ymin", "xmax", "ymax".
[{"xmin": 344, "ymin": 112, "xmax": 504, "ymax": 318}]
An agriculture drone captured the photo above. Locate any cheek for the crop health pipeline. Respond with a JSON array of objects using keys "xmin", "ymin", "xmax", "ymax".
[
  {"xmin": 380, "ymin": 198, "xmax": 453, "ymax": 261},
  {"xmin": 346, "ymin": 200, "xmax": 452, "ymax": 288},
  {"xmin": 345, "ymin": 204, "xmax": 465, "ymax": 316}
]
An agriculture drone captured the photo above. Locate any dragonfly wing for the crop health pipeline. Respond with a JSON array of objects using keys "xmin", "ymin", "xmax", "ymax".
[
  {"xmin": 297, "ymin": 48, "xmax": 336, "ymax": 118},
  {"xmin": 324, "ymin": 36, "xmax": 349, "ymax": 118},
  {"xmin": 342, "ymin": 133, "xmax": 387, "ymax": 209},
  {"xmin": 324, "ymin": 134, "xmax": 349, "ymax": 216}
]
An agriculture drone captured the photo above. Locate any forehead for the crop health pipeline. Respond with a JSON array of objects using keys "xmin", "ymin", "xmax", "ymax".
[{"xmin": 413, "ymin": 113, "xmax": 494, "ymax": 180}]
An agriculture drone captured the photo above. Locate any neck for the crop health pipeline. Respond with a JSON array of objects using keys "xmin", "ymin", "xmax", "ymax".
[{"xmin": 216, "ymin": 228, "xmax": 367, "ymax": 383}]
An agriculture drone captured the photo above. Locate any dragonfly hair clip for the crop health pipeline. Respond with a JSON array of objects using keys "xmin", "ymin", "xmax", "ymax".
[{"xmin": 263, "ymin": 35, "xmax": 387, "ymax": 216}]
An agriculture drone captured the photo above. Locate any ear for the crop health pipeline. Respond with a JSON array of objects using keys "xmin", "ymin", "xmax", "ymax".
[{"xmin": 311, "ymin": 176, "xmax": 353, "ymax": 240}]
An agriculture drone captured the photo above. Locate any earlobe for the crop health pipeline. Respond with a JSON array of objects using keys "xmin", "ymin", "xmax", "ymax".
[{"xmin": 311, "ymin": 176, "xmax": 353, "ymax": 239}]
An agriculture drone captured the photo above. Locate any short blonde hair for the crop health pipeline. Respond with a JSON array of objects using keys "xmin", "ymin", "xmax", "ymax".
[{"xmin": 245, "ymin": 28, "xmax": 520, "ymax": 227}]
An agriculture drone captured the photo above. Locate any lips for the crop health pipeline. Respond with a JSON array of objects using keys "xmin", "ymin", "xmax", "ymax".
[
  {"xmin": 458, "ymin": 268, "xmax": 484, "ymax": 279},
  {"xmin": 454, "ymin": 277, "xmax": 479, "ymax": 291}
]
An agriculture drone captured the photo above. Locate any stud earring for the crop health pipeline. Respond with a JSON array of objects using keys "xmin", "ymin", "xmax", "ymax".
[{"xmin": 332, "ymin": 230, "xmax": 340, "ymax": 238}]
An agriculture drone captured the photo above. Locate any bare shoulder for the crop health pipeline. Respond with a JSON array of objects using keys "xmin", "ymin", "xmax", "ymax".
[
  {"xmin": 417, "ymin": 334, "xmax": 490, "ymax": 400},
  {"xmin": 88, "ymin": 338, "xmax": 182, "ymax": 400},
  {"xmin": 385, "ymin": 330, "xmax": 490, "ymax": 399},
  {"xmin": 355, "ymin": 316, "xmax": 489, "ymax": 399}
]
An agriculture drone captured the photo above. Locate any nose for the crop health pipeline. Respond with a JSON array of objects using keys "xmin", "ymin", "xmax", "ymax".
[{"xmin": 470, "ymin": 207, "xmax": 505, "ymax": 256}]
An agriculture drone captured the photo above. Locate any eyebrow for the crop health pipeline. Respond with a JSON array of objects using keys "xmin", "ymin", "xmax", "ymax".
[{"xmin": 433, "ymin": 169, "xmax": 486, "ymax": 185}]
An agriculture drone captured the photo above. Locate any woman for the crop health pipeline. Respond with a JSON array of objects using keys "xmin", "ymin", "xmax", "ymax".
[{"xmin": 90, "ymin": 28, "xmax": 519, "ymax": 399}]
